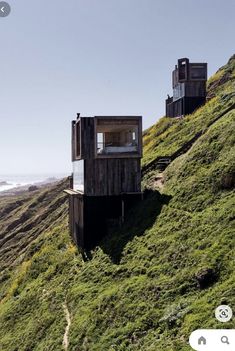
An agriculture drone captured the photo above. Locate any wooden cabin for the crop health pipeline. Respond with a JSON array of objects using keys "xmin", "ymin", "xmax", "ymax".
[
  {"xmin": 65, "ymin": 115, "xmax": 143, "ymax": 249},
  {"xmin": 166, "ymin": 58, "xmax": 207, "ymax": 117}
]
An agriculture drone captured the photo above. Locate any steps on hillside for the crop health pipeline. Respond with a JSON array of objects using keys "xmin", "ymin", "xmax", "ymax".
[
  {"xmin": 142, "ymin": 156, "xmax": 171, "ymax": 174},
  {"xmin": 142, "ymin": 103, "xmax": 235, "ymax": 176}
]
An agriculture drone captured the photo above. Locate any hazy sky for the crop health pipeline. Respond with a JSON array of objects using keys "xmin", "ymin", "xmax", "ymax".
[{"xmin": 0, "ymin": 0, "xmax": 234, "ymax": 174}]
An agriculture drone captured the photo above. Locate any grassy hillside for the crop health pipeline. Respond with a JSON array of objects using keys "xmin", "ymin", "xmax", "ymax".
[{"xmin": 0, "ymin": 55, "xmax": 235, "ymax": 351}]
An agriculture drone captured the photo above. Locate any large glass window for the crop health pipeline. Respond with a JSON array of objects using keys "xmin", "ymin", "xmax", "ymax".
[
  {"xmin": 96, "ymin": 121, "xmax": 139, "ymax": 155},
  {"xmin": 173, "ymin": 83, "xmax": 185, "ymax": 101},
  {"xmin": 73, "ymin": 160, "xmax": 84, "ymax": 192}
]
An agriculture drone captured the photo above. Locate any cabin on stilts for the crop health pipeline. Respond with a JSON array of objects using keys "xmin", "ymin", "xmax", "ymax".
[
  {"xmin": 65, "ymin": 115, "xmax": 143, "ymax": 249},
  {"xmin": 166, "ymin": 58, "xmax": 207, "ymax": 118}
]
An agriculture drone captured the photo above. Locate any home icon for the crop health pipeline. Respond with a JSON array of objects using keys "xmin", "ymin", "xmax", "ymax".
[{"xmin": 198, "ymin": 336, "xmax": 207, "ymax": 345}]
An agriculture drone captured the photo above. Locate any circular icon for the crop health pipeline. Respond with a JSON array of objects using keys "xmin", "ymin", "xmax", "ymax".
[
  {"xmin": 0, "ymin": 2, "xmax": 11, "ymax": 17},
  {"xmin": 215, "ymin": 305, "xmax": 233, "ymax": 323},
  {"xmin": 221, "ymin": 336, "xmax": 230, "ymax": 345}
]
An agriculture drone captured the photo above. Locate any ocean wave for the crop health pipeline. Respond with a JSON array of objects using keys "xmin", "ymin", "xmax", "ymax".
[
  {"xmin": 0, "ymin": 174, "xmax": 66, "ymax": 194},
  {"xmin": 0, "ymin": 181, "xmax": 11, "ymax": 187}
]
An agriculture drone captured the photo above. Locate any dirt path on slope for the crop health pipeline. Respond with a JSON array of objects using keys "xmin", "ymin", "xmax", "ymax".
[
  {"xmin": 63, "ymin": 303, "xmax": 72, "ymax": 351},
  {"xmin": 153, "ymin": 172, "xmax": 164, "ymax": 190}
]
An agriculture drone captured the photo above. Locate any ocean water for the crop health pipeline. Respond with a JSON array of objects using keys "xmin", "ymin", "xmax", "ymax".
[{"xmin": 0, "ymin": 174, "xmax": 68, "ymax": 193}]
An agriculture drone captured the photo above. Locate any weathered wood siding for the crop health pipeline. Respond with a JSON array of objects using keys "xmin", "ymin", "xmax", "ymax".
[
  {"xmin": 184, "ymin": 81, "xmax": 206, "ymax": 97},
  {"xmin": 84, "ymin": 158, "xmax": 141, "ymax": 196},
  {"xmin": 68, "ymin": 194, "xmax": 85, "ymax": 247},
  {"xmin": 71, "ymin": 121, "xmax": 76, "ymax": 161},
  {"xmin": 80, "ymin": 117, "xmax": 95, "ymax": 159}
]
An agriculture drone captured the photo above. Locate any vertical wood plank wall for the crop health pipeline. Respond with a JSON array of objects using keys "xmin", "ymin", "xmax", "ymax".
[{"xmin": 84, "ymin": 158, "xmax": 141, "ymax": 196}]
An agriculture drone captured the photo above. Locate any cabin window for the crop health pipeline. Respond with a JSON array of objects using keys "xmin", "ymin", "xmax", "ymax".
[
  {"xmin": 97, "ymin": 132, "xmax": 104, "ymax": 151},
  {"xmin": 179, "ymin": 65, "xmax": 186, "ymax": 80},
  {"xmin": 96, "ymin": 120, "xmax": 139, "ymax": 155},
  {"xmin": 173, "ymin": 83, "xmax": 184, "ymax": 101},
  {"xmin": 190, "ymin": 65, "xmax": 207, "ymax": 80},
  {"xmin": 178, "ymin": 59, "xmax": 188, "ymax": 81},
  {"xmin": 76, "ymin": 121, "xmax": 81, "ymax": 158},
  {"xmin": 73, "ymin": 160, "xmax": 84, "ymax": 192}
]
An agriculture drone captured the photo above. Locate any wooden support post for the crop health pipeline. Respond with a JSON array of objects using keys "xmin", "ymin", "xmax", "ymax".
[{"xmin": 121, "ymin": 199, "xmax": 125, "ymax": 224}]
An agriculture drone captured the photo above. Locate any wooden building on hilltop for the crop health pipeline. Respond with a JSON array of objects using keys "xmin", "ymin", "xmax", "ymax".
[
  {"xmin": 65, "ymin": 115, "xmax": 143, "ymax": 249},
  {"xmin": 166, "ymin": 58, "xmax": 207, "ymax": 117}
]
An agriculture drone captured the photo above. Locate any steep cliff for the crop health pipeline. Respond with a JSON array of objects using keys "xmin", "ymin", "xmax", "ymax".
[{"xmin": 0, "ymin": 55, "xmax": 234, "ymax": 351}]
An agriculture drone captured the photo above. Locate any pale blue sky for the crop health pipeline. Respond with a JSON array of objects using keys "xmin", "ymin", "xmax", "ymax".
[{"xmin": 0, "ymin": 0, "xmax": 234, "ymax": 174}]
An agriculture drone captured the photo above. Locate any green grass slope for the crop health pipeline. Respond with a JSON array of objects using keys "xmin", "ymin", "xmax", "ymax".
[{"xmin": 0, "ymin": 55, "xmax": 235, "ymax": 351}]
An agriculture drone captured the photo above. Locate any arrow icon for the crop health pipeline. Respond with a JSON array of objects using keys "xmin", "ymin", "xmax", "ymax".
[{"xmin": 0, "ymin": 2, "xmax": 10, "ymax": 17}]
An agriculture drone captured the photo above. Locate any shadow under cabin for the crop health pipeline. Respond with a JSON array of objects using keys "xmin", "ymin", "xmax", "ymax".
[{"xmin": 65, "ymin": 115, "xmax": 143, "ymax": 249}]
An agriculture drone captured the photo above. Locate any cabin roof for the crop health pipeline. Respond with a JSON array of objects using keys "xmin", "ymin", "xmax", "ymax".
[{"xmin": 73, "ymin": 115, "xmax": 142, "ymax": 123}]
